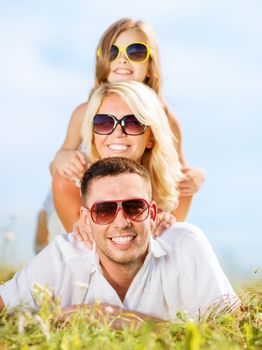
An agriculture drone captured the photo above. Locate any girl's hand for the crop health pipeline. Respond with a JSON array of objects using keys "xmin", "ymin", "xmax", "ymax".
[
  {"xmin": 72, "ymin": 219, "xmax": 93, "ymax": 250},
  {"xmin": 178, "ymin": 167, "xmax": 206, "ymax": 196},
  {"xmin": 54, "ymin": 150, "xmax": 87, "ymax": 181},
  {"xmin": 153, "ymin": 211, "xmax": 176, "ymax": 237}
]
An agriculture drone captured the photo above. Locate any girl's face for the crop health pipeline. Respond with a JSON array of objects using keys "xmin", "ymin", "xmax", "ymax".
[
  {"xmin": 93, "ymin": 94, "xmax": 153, "ymax": 163},
  {"xmin": 107, "ymin": 29, "xmax": 150, "ymax": 83}
]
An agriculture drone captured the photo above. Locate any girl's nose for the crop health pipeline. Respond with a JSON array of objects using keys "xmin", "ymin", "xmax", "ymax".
[{"xmin": 118, "ymin": 50, "xmax": 127, "ymax": 63}]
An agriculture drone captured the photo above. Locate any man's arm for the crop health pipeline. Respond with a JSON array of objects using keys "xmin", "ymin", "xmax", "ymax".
[{"xmin": 59, "ymin": 303, "xmax": 162, "ymax": 329}]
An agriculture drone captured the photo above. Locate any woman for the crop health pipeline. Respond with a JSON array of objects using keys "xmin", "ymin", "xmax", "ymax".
[
  {"xmin": 53, "ymin": 81, "xmax": 182, "ymax": 238},
  {"xmin": 51, "ymin": 18, "xmax": 205, "ymax": 226}
]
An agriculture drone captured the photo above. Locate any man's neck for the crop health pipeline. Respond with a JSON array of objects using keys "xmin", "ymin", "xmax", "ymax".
[{"xmin": 98, "ymin": 253, "xmax": 147, "ymax": 302}]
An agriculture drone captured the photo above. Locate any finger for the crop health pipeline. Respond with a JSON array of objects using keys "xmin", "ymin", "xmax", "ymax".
[
  {"xmin": 72, "ymin": 232, "xmax": 84, "ymax": 241},
  {"xmin": 68, "ymin": 163, "xmax": 85, "ymax": 179},
  {"xmin": 72, "ymin": 158, "xmax": 86, "ymax": 173},
  {"xmin": 154, "ymin": 216, "xmax": 171, "ymax": 237},
  {"xmin": 59, "ymin": 171, "xmax": 72, "ymax": 180},
  {"xmin": 83, "ymin": 237, "xmax": 93, "ymax": 250},
  {"xmin": 76, "ymin": 151, "xmax": 87, "ymax": 166},
  {"xmin": 154, "ymin": 221, "xmax": 170, "ymax": 237}
]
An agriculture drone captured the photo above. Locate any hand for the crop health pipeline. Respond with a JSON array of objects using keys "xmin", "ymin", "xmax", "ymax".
[
  {"xmin": 59, "ymin": 303, "xmax": 161, "ymax": 330},
  {"xmin": 53, "ymin": 149, "xmax": 87, "ymax": 180},
  {"xmin": 178, "ymin": 167, "xmax": 206, "ymax": 196},
  {"xmin": 72, "ymin": 219, "xmax": 93, "ymax": 250},
  {"xmin": 153, "ymin": 211, "xmax": 176, "ymax": 237}
]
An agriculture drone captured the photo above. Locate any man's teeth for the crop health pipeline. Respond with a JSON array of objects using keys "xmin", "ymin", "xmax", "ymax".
[
  {"xmin": 111, "ymin": 236, "xmax": 134, "ymax": 244},
  {"xmin": 108, "ymin": 144, "xmax": 128, "ymax": 151}
]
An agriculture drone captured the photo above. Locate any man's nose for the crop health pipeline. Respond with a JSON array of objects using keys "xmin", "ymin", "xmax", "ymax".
[{"xmin": 113, "ymin": 208, "xmax": 130, "ymax": 228}]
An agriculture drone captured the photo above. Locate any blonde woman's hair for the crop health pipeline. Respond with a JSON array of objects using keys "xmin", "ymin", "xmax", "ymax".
[
  {"xmin": 94, "ymin": 18, "xmax": 162, "ymax": 94},
  {"xmin": 82, "ymin": 81, "xmax": 182, "ymax": 211}
]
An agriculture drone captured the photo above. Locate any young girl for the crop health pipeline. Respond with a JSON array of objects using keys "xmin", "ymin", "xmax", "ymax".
[{"xmin": 51, "ymin": 18, "xmax": 205, "ymax": 230}]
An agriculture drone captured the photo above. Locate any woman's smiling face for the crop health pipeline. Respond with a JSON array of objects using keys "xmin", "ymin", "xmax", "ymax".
[{"xmin": 93, "ymin": 94, "xmax": 152, "ymax": 163}]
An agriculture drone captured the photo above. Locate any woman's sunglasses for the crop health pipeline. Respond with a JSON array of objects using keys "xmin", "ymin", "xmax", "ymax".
[
  {"xmin": 110, "ymin": 42, "xmax": 151, "ymax": 63},
  {"xmin": 93, "ymin": 114, "xmax": 146, "ymax": 136},
  {"xmin": 88, "ymin": 198, "xmax": 151, "ymax": 225}
]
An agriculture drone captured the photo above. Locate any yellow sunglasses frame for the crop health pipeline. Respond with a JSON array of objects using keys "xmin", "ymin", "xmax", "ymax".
[{"xmin": 97, "ymin": 42, "xmax": 151, "ymax": 64}]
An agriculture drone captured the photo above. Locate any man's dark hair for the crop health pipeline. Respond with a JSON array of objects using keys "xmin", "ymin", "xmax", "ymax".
[{"xmin": 81, "ymin": 157, "xmax": 151, "ymax": 205}]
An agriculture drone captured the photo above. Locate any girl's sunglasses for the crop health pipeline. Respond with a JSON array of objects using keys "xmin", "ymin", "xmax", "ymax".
[
  {"xmin": 88, "ymin": 198, "xmax": 151, "ymax": 225},
  {"xmin": 110, "ymin": 42, "xmax": 151, "ymax": 63},
  {"xmin": 93, "ymin": 114, "xmax": 146, "ymax": 136}
]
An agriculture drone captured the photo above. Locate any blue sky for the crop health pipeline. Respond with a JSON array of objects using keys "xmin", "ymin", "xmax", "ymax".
[{"xmin": 0, "ymin": 0, "xmax": 261, "ymax": 282}]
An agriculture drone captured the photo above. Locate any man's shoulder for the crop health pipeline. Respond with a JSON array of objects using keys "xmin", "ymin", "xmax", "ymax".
[
  {"xmin": 157, "ymin": 222, "xmax": 206, "ymax": 247},
  {"xmin": 48, "ymin": 233, "xmax": 93, "ymax": 263}
]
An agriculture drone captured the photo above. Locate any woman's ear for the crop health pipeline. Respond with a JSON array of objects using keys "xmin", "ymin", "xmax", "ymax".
[{"xmin": 146, "ymin": 130, "xmax": 154, "ymax": 149}]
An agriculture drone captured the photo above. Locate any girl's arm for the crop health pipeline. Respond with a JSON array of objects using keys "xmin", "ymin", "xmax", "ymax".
[
  {"xmin": 167, "ymin": 110, "xmax": 205, "ymax": 221},
  {"xmin": 52, "ymin": 172, "xmax": 82, "ymax": 232},
  {"xmin": 50, "ymin": 102, "xmax": 89, "ymax": 180}
]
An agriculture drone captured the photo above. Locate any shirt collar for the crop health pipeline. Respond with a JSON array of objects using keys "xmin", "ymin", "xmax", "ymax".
[
  {"xmin": 90, "ymin": 235, "xmax": 167, "ymax": 272},
  {"xmin": 148, "ymin": 236, "xmax": 167, "ymax": 258}
]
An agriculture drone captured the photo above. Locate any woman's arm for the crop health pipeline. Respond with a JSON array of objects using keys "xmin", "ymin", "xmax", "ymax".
[
  {"xmin": 166, "ymin": 110, "xmax": 193, "ymax": 221},
  {"xmin": 52, "ymin": 172, "xmax": 82, "ymax": 232},
  {"xmin": 50, "ymin": 102, "xmax": 88, "ymax": 179}
]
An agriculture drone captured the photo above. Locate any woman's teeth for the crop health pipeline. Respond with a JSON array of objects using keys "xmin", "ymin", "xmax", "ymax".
[{"xmin": 108, "ymin": 144, "xmax": 128, "ymax": 151}]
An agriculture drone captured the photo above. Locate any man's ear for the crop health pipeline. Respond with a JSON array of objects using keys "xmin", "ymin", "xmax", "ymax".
[
  {"xmin": 80, "ymin": 206, "xmax": 89, "ymax": 225},
  {"xmin": 149, "ymin": 201, "xmax": 157, "ymax": 229}
]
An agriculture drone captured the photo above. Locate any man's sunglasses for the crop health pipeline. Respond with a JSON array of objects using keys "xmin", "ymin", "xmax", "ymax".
[
  {"xmin": 110, "ymin": 42, "xmax": 151, "ymax": 63},
  {"xmin": 87, "ymin": 198, "xmax": 151, "ymax": 225},
  {"xmin": 93, "ymin": 114, "xmax": 146, "ymax": 136}
]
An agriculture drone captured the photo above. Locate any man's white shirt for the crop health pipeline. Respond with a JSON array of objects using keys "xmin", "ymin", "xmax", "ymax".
[{"xmin": 0, "ymin": 223, "xmax": 238, "ymax": 320}]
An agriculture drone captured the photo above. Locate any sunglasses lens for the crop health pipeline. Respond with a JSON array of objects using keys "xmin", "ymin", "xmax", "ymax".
[
  {"xmin": 91, "ymin": 202, "xmax": 117, "ymax": 225},
  {"xmin": 123, "ymin": 199, "xmax": 149, "ymax": 221},
  {"xmin": 93, "ymin": 114, "xmax": 114, "ymax": 134},
  {"xmin": 110, "ymin": 45, "xmax": 119, "ymax": 61},
  {"xmin": 126, "ymin": 43, "xmax": 148, "ymax": 62},
  {"xmin": 90, "ymin": 199, "xmax": 150, "ymax": 225},
  {"xmin": 123, "ymin": 115, "xmax": 146, "ymax": 135}
]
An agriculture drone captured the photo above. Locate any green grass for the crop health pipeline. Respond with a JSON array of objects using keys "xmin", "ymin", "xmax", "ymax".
[{"xmin": 0, "ymin": 268, "xmax": 261, "ymax": 349}]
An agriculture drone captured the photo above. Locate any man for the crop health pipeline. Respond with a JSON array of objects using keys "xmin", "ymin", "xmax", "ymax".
[{"xmin": 0, "ymin": 157, "xmax": 238, "ymax": 321}]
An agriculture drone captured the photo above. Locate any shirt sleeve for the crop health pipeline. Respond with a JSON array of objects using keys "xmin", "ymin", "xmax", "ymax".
[
  {"xmin": 0, "ymin": 238, "xmax": 64, "ymax": 310},
  {"xmin": 177, "ymin": 225, "xmax": 239, "ymax": 319}
]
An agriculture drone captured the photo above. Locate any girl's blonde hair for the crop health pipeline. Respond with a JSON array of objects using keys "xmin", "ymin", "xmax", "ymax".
[
  {"xmin": 82, "ymin": 81, "xmax": 182, "ymax": 211},
  {"xmin": 95, "ymin": 18, "xmax": 162, "ymax": 94}
]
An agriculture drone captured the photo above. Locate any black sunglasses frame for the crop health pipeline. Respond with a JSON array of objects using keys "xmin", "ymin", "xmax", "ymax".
[{"xmin": 93, "ymin": 114, "xmax": 147, "ymax": 136}]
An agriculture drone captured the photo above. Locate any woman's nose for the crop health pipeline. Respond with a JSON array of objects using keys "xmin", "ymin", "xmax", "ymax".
[{"xmin": 112, "ymin": 123, "xmax": 125, "ymax": 137}]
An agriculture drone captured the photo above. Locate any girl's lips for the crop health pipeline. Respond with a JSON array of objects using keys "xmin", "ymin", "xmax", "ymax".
[{"xmin": 113, "ymin": 68, "xmax": 133, "ymax": 75}]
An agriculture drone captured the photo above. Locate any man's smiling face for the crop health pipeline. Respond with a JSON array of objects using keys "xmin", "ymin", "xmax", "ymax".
[{"xmin": 81, "ymin": 173, "xmax": 156, "ymax": 267}]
